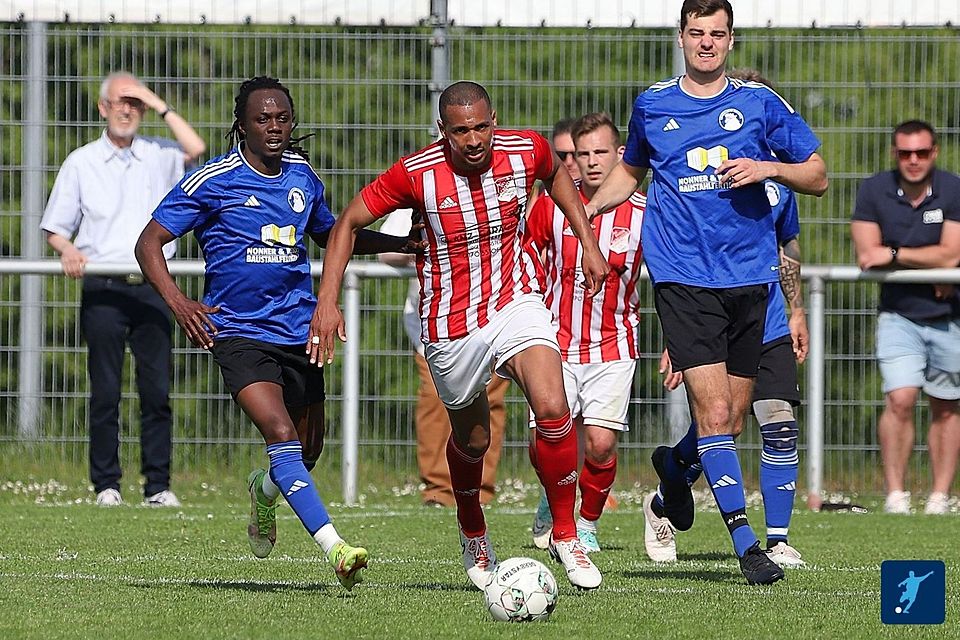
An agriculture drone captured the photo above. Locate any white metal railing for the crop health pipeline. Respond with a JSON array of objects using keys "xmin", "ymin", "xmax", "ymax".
[{"xmin": 2, "ymin": 259, "xmax": 959, "ymax": 505}]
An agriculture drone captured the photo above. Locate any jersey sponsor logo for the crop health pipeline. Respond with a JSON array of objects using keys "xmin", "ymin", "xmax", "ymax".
[
  {"xmin": 680, "ymin": 145, "xmax": 730, "ymax": 193},
  {"xmin": 765, "ymin": 181, "xmax": 782, "ymax": 206},
  {"xmin": 260, "ymin": 224, "xmax": 298, "ymax": 247},
  {"xmin": 287, "ymin": 187, "xmax": 306, "ymax": 213},
  {"xmin": 662, "ymin": 118, "xmax": 681, "ymax": 131},
  {"xmin": 609, "ymin": 226, "xmax": 631, "ymax": 253},
  {"xmin": 244, "ymin": 195, "xmax": 261, "ymax": 207},
  {"xmin": 437, "ymin": 221, "xmax": 503, "ymax": 250},
  {"xmin": 495, "ymin": 176, "xmax": 517, "ymax": 202},
  {"xmin": 923, "ymin": 208, "xmax": 944, "ymax": 224},
  {"xmin": 438, "ymin": 195, "xmax": 458, "ymax": 210},
  {"xmin": 718, "ymin": 108, "xmax": 744, "ymax": 131}
]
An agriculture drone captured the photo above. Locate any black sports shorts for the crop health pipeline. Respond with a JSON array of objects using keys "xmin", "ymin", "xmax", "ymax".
[
  {"xmin": 753, "ymin": 335, "xmax": 801, "ymax": 406},
  {"xmin": 654, "ymin": 282, "xmax": 768, "ymax": 377},
  {"xmin": 210, "ymin": 336, "xmax": 325, "ymax": 407}
]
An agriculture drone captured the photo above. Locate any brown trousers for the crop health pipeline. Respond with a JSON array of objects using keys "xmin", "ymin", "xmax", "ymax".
[{"xmin": 415, "ymin": 352, "xmax": 508, "ymax": 506}]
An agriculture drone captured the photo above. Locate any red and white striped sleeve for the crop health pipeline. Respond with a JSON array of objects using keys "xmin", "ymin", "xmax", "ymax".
[{"xmin": 360, "ymin": 160, "xmax": 418, "ymax": 220}]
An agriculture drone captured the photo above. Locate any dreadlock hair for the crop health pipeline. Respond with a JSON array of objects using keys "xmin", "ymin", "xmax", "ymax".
[{"xmin": 225, "ymin": 76, "xmax": 313, "ymax": 161}]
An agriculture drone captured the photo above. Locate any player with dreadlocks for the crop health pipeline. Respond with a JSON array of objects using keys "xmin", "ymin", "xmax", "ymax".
[{"xmin": 136, "ymin": 76, "xmax": 422, "ymax": 590}]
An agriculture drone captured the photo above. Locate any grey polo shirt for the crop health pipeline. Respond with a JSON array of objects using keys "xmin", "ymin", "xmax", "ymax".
[{"xmin": 41, "ymin": 131, "xmax": 184, "ymax": 263}]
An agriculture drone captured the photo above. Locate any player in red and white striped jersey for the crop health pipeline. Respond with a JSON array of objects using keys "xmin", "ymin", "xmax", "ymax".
[
  {"xmin": 311, "ymin": 82, "xmax": 609, "ymax": 590},
  {"xmin": 525, "ymin": 113, "xmax": 646, "ymax": 553}
]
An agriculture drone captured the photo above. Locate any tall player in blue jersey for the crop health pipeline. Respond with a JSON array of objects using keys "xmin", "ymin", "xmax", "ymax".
[
  {"xmin": 135, "ymin": 77, "xmax": 418, "ymax": 591},
  {"xmin": 586, "ymin": 0, "xmax": 827, "ymax": 585},
  {"xmin": 649, "ymin": 176, "xmax": 809, "ymax": 568}
]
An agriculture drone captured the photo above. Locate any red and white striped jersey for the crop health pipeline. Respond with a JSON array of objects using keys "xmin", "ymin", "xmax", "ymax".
[
  {"xmin": 361, "ymin": 130, "xmax": 553, "ymax": 342},
  {"xmin": 525, "ymin": 188, "xmax": 646, "ymax": 363}
]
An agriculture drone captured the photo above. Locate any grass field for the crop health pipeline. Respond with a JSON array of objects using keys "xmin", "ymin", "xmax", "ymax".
[{"xmin": 1, "ymin": 478, "xmax": 956, "ymax": 640}]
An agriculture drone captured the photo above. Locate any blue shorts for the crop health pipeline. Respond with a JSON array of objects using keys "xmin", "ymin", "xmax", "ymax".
[{"xmin": 876, "ymin": 312, "xmax": 960, "ymax": 400}]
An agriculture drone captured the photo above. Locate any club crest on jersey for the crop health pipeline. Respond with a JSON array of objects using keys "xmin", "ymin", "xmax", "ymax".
[
  {"xmin": 287, "ymin": 187, "xmax": 306, "ymax": 213},
  {"xmin": 495, "ymin": 176, "xmax": 517, "ymax": 202},
  {"xmin": 718, "ymin": 108, "xmax": 744, "ymax": 131},
  {"xmin": 765, "ymin": 181, "xmax": 782, "ymax": 206},
  {"xmin": 609, "ymin": 226, "xmax": 631, "ymax": 254}
]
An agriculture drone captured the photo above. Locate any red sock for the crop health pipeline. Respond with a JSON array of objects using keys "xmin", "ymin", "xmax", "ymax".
[
  {"xmin": 446, "ymin": 436, "xmax": 485, "ymax": 537},
  {"xmin": 579, "ymin": 454, "xmax": 617, "ymax": 522},
  {"xmin": 534, "ymin": 411, "xmax": 577, "ymax": 540}
]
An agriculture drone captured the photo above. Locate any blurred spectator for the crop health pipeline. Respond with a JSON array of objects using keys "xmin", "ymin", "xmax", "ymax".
[
  {"xmin": 40, "ymin": 71, "xmax": 205, "ymax": 507},
  {"xmin": 379, "ymin": 208, "xmax": 508, "ymax": 506},
  {"xmin": 851, "ymin": 119, "xmax": 960, "ymax": 514}
]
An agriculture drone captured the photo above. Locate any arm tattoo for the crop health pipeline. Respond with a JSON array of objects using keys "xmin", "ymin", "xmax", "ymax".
[{"xmin": 779, "ymin": 238, "xmax": 803, "ymax": 310}]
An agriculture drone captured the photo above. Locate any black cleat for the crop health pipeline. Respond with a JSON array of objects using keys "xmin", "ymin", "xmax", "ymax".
[
  {"xmin": 739, "ymin": 543, "xmax": 786, "ymax": 585},
  {"xmin": 651, "ymin": 446, "xmax": 695, "ymax": 531}
]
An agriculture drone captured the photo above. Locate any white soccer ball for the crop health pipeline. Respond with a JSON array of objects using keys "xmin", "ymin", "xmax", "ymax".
[{"xmin": 484, "ymin": 557, "xmax": 559, "ymax": 622}]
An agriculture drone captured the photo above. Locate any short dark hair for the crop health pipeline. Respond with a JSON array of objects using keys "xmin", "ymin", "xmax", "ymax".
[
  {"xmin": 438, "ymin": 81, "xmax": 492, "ymax": 122},
  {"xmin": 727, "ymin": 67, "xmax": 775, "ymax": 91},
  {"xmin": 680, "ymin": 0, "xmax": 733, "ymax": 32},
  {"xmin": 571, "ymin": 113, "xmax": 621, "ymax": 147},
  {"xmin": 551, "ymin": 118, "xmax": 577, "ymax": 140},
  {"xmin": 892, "ymin": 120, "xmax": 937, "ymax": 146}
]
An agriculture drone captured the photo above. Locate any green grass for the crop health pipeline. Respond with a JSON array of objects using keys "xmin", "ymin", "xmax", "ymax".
[{"xmin": 0, "ymin": 478, "xmax": 957, "ymax": 640}]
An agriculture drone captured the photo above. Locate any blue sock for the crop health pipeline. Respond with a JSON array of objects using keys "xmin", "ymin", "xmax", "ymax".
[
  {"xmin": 267, "ymin": 441, "xmax": 331, "ymax": 535},
  {"xmin": 760, "ymin": 420, "xmax": 799, "ymax": 547},
  {"xmin": 684, "ymin": 462, "xmax": 703, "ymax": 487},
  {"xmin": 698, "ymin": 434, "xmax": 758, "ymax": 557}
]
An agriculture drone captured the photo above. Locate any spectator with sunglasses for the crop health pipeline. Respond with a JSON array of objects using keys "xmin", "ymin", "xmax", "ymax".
[{"xmin": 851, "ymin": 119, "xmax": 960, "ymax": 515}]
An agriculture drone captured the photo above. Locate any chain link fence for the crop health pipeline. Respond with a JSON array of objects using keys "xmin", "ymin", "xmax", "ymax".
[{"xmin": 1, "ymin": 20, "xmax": 959, "ymax": 498}]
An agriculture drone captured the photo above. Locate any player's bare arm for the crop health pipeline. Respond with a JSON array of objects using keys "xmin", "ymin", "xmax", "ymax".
[
  {"xmin": 310, "ymin": 193, "xmax": 378, "ymax": 365},
  {"xmin": 585, "ymin": 161, "xmax": 647, "ymax": 219},
  {"xmin": 717, "ymin": 152, "xmax": 828, "ymax": 196},
  {"xmin": 135, "ymin": 220, "xmax": 220, "ymax": 349},
  {"xmin": 309, "ymin": 227, "xmax": 425, "ymax": 256},
  {"xmin": 780, "ymin": 236, "xmax": 808, "ymax": 363},
  {"xmin": 542, "ymin": 163, "xmax": 610, "ymax": 295}
]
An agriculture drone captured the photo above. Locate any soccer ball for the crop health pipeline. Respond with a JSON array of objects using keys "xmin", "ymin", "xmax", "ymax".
[{"xmin": 484, "ymin": 557, "xmax": 559, "ymax": 622}]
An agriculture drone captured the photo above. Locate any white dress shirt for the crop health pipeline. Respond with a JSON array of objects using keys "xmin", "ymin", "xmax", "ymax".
[{"xmin": 41, "ymin": 131, "xmax": 185, "ymax": 263}]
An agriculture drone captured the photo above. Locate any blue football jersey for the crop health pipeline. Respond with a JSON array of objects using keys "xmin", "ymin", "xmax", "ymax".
[
  {"xmin": 152, "ymin": 146, "xmax": 335, "ymax": 345},
  {"xmin": 623, "ymin": 76, "xmax": 820, "ymax": 288},
  {"xmin": 763, "ymin": 181, "xmax": 799, "ymax": 345}
]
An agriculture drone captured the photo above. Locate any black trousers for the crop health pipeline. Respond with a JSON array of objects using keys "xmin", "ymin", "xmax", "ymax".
[{"xmin": 80, "ymin": 276, "xmax": 173, "ymax": 497}]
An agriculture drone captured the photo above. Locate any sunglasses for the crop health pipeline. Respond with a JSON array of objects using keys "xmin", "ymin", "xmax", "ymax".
[
  {"xmin": 896, "ymin": 148, "xmax": 933, "ymax": 160},
  {"xmin": 556, "ymin": 150, "xmax": 575, "ymax": 161}
]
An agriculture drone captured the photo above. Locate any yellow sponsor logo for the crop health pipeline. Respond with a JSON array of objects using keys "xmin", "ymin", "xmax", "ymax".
[
  {"xmin": 685, "ymin": 145, "xmax": 729, "ymax": 172},
  {"xmin": 260, "ymin": 224, "xmax": 298, "ymax": 247}
]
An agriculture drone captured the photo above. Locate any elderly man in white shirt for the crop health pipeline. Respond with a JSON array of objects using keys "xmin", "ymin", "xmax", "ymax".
[{"xmin": 41, "ymin": 71, "xmax": 205, "ymax": 507}]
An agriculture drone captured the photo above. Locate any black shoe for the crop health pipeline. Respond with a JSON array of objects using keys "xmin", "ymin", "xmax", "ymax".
[
  {"xmin": 651, "ymin": 446, "xmax": 695, "ymax": 531},
  {"xmin": 739, "ymin": 543, "xmax": 786, "ymax": 585}
]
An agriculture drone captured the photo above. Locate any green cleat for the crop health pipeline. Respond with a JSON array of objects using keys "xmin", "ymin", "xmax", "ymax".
[
  {"xmin": 246, "ymin": 469, "xmax": 277, "ymax": 559},
  {"xmin": 328, "ymin": 541, "xmax": 368, "ymax": 591}
]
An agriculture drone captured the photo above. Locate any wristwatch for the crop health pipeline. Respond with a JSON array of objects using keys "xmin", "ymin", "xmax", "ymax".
[{"xmin": 890, "ymin": 247, "xmax": 898, "ymax": 263}]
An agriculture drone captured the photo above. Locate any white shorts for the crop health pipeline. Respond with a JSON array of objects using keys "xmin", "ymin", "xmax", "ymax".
[
  {"xmin": 424, "ymin": 294, "xmax": 560, "ymax": 409},
  {"xmin": 528, "ymin": 360, "xmax": 636, "ymax": 431}
]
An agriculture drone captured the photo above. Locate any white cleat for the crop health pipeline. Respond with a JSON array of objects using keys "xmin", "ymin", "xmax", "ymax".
[
  {"xmin": 531, "ymin": 493, "xmax": 553, "ymax": 550},
  {"xmin": 145, "ymin": 490, "xmax": 181, "ymax": 507},
  {"xmin": 925, "ymin": 492, "xmax": 950, "ymax": 515},
  {"xmin": 95, "ymin": 488, "xmax": 123, "ymax": 506},
  {"xmin": 765, "ymin": 541, "xmax": 806, "ymax": 567},
  {"xmin": 460, "ymin": 529, "xmax": 498, "ymax": 590},
  {"xmin": 884, "ymin": 490, "xmax": 911, "ymax": 514},
  {"xmin": 643, "ymin": 492, "xmax": 677, "ymax": 562},
  {"xmin": 549, "ymin": 536, "xmax": 602, "ymax": 590}
]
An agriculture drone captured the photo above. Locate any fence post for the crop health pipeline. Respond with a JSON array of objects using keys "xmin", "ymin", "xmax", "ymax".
[
  {"xmin": 429, "ymin": 0, "xmax": 449, "ymax": 138},
  {"xmin": 18, "ymin": 21, "xmax": 48, "ymax": 439},
  {"xmin": 341, "ymin": 269, "xmax": 361, "ymax": 506},
  {"xmin": 806, "ymin": 275, "xmax": 826, "ymax": 510}
]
